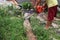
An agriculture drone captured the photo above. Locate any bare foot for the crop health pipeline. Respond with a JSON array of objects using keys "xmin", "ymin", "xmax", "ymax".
[{"xmin": 44, "ymin": 27, "xmax": 49, "ymax": 30}]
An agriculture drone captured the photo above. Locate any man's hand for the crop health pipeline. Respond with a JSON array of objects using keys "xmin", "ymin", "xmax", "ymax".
[{"xmin": 34, "ymin": 6, "xmax": 37, "ymax": 9}]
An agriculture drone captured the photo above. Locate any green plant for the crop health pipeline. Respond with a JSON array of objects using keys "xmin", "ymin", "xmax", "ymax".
[{"xmin": 21, "ymin": 2, "xmax": 32, "ymax": 9}]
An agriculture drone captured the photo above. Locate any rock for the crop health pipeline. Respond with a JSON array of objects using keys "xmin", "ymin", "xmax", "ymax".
[
  {"xmin": 52, "ymin": 23, "xmax": 59, "ymax": 28},
  {"xmin": 53, "ymin": 38, "xmax": 57, "ymax": 40},
  {"xmin": 37, "ymin": 15, "xmax": 45, "ymax": 22},
  {"xmin": 57, "ymin": 7, "xmax": 60, "ymax": 12},
  {"xmin": 54, "ymin": 17, "xmax": 60, "ymax": 21},
  {"xmin": 56, "ymin": 29, "xmax": 60, "ymax": 34}
]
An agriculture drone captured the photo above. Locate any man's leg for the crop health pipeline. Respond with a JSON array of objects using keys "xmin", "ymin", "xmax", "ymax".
[
  {"xmin": 54, "ymin": 5, "xmax": 57, "ymax": 17},
  {"xmin": 45, "ymin": 20, "xmax": 52, "ymax": 29},
  {"xmin": 54, "ymin": 5, "xmax": 60, "ymax": 20},
  {"xmin": 45, "ymin": 6, "xmax": 55, "ymax": 29}
]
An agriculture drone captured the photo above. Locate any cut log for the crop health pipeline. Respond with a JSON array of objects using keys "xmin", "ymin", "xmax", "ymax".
[{"xmin": 23, "ymin": 20, "xmax": 37, "ymax": 40}]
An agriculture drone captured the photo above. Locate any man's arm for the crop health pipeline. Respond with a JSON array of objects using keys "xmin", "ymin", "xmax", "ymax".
[
  {"xmin": 30, "ymin": 0, "xmax": 41, "ymax": 7},
  {"xmin": 35, "ymin": 0, "xmax": 41, "ymax": 6},
  {"xmin": 30, "ymin": 0, "xmax": 36, "ymax": 6},
  {"xmin": 33, "ymin": 0, "xmax": 41, "ymax": 8},
  {"xmin": 12, "ymin": 0, "xmax": 18, "ymax": 5}
]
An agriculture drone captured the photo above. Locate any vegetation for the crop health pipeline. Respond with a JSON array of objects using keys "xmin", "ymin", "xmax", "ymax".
[{"xmin": 0, "ymin": 4, "xmax": 60, "ymax": 40}]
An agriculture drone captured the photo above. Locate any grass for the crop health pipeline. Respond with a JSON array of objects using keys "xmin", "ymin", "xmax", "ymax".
[
  {"xmin": 0, "ymin": 16, "xmax": 50, "ymax": 40},
  {"xmin": 0, "ymin": 16, "xmax": 28, "ymax": 40},
  {"xmin": 0, "ymin": 14, "xmax": 60, "ymax": 40}
]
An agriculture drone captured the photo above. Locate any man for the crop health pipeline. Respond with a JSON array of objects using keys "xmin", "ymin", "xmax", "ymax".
[
  {"xmin": 45, "ymin": 0, "xmax": 58, "ymax": 29},
  {"xmin": 34, "ymin": 0, "xmax": 58, "ymax": 29}
]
